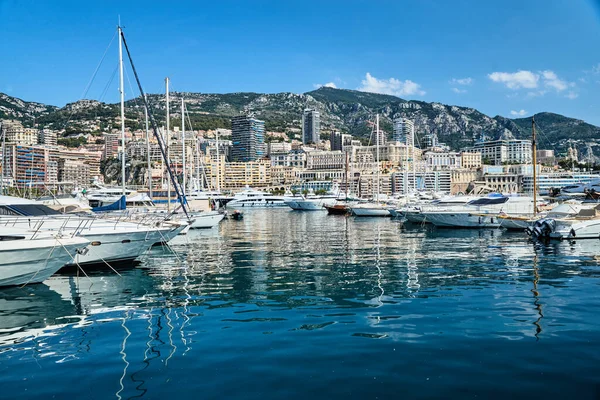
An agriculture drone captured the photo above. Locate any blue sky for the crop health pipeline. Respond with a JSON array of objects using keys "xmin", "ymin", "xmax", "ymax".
[{"xmin": 1, "ymin": 0, "xmax": 600, "ymax": 124}]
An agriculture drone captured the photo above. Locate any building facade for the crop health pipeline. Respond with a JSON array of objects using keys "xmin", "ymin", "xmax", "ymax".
[
  {"xmin": 392, "ymin": 117, "xmax": 414, "ymax": 143},
  {"xmin": 231, "ymin": 115, "xmax": 266, "ymax": 162},
  {"xmin": 302, "ymin": 109, "xmax": 320, "ymax": 144},
  {"xmin": 467, "ymin": 139, "xmax": 532, "ymax": 165}
]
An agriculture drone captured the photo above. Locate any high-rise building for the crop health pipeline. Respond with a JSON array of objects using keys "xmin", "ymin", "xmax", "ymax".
[
  {"xmin": 231, "ymin": 115, "xmax": 265, "ymax": 162},
  {"xmin": 302, "ymin": 109, "xmax": 320, "ymax": 144},
  {"xmin": 330, "ymin": 131, "xmax": 353, "ymax": 151},
  {"xmin": 393, "ymin": 118, "xmax": 415, "ymax": 144},
  {"xmin": 103, "ymin": 133, "xmax": 120, "ymax": 160},
  {"xmin": 370, "ymin": 128, "xmax": 387, "ymax": 146},
  {"xmin": 38, "ymin": 129, "xmax": 58, "ymax": 146}
]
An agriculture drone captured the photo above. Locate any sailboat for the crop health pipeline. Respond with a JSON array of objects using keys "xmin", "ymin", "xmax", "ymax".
[
  {"xmin": 325, "ymin": 151, "xmax": 356, "ymax": 215},
  {"xmin": 350, "ymin": 114, "xmax": 391, "ymax": 217},
  {"xmin": 178, "ymin": 96, "xmax": 225, "ymax": 229}
]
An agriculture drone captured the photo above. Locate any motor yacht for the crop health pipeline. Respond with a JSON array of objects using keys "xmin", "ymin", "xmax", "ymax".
[
  {"xmin": 226, "ymin": 187, "xmax": 296, "ymax": 208},
  {"xmin": 422, "ymin": 194, "xmax": 544, "ymax": 228},
  {"xmin": 0, "ymin": 196, "xmax": 185, "ymax": 267},
  {"xmin": 0, "ymin": 228, "xmax": 89, "ymax": 287}
]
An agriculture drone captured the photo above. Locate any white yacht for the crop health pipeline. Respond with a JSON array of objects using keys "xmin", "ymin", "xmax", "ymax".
[
  {"xmin": 85, "ymin": 186, "xmax": 155, "ymax": 209},
  {"xmin": 530, "ymin": 205, "xmax": 600, "ymax": 240},
  {"xmin": 402, "ymin": 195, "xmax": 479, "ymax": 223},
  {"xmin": 499, "ymin": 202, "xmax": 589, "ymax": 230},
  {"xmin": 0, "ymin": 196, "xmax": 185, "ymax": 267},
  {"xmin": 350, "ymin": 202, "xmax": 391, "ymax": 217},
  {"xmin": 0, "ymin": 228, "xmax": 89, "ymax": 287},
  {"xmin": 226, "ymin": 187, "xmax": 296, "ymax": 208},
  {"xmin": 422, "ymin": 194, "xmax": 544, "ymax": 228},
  {"xmin": 188, "ymin": 210, "xmax": 226, "ymax": 228}
]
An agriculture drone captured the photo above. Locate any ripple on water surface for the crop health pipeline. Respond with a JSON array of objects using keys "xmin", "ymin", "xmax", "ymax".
[{"xmin": 1, "ymin": 209, "xmax": 600, "ymax": 399}]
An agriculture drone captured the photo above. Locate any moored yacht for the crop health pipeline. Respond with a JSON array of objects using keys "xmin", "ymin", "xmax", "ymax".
[
  {"xmin": 0, "ymin": 228, "xmax": 89, "ymax": 287},
  {"xmin": 422, "ymin": 194, "xmax": 545, "ymax": 228},
  {"xmin": 530, "ymin": 205, "xmax": 600, "ymax": 240},
  {"xmin": 226, "ymin": 187, "xmax": 296, "ymax": 208},
  {"xmin": 0, "ymin": 196, "xmax": 185, "ymax": 267}
]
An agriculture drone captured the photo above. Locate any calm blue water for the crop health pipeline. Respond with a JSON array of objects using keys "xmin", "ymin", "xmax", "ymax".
[{"xmin": 2, "ymin": 209, "xmax": 600, "ymax": 399}]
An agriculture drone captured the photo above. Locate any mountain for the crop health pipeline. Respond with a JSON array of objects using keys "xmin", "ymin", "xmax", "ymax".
[
  {"xmin": 2, "ymin": 87, "xmax": 599, "ymax": 153},
  {"xmin": 0, "ymin": 93, "xmax": 58, "ymax": 122}
]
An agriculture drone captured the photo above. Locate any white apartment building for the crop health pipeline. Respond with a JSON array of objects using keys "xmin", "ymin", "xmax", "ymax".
[
  {"xmin": 306, "ymin": 150, "xmax": 345, "ymax": 170},
  {"xmin": 391, "ymin": 171, "xmax": 451, "ymax": 194},
  {"xmin": 268, "ymin": 141, "xmax": 292, "ymax": 155},
  {"xmin": 424, "ymin": 151, "xmax": 462, "ymax": 170},
  {"xmin": 468, "ymin": 139, "xmax": 532, "ymax": 165},
  {"xmin": 270, "ymin": 151, "xmax": 306, "ymax": 168},
  {"xmin": 392, "ymin": 117, "xmax": 415, "ymax": 143}
]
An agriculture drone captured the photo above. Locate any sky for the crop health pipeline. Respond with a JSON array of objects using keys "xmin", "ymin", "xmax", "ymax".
[{"xmin": 1, "ymin": 0, "xmax": 600, "ymax": 124}]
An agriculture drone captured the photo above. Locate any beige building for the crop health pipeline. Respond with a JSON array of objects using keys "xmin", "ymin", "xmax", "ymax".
[
  {"xmin": 222, "ymin": 160, "xmax": 271, "ymax": 189},
  {"xmin": 306, "ymin": 150, "xmax": 345, "ymax": 170},
  {"xmin": 460, "ymin": 151, "xmax": 482, "ymax": 169},
  {"xmin": 450, "ymin": 169, "xmax": 480, "ymax": 194},
  {"xmin": 59, "ymin": 159, "xmax": 91, "ymax": 187},
  {"xmin": 271, "ymin": 166, "xmax": 297, "ymax": 185},
  {"xmin": 3, "ymin": 121, "xmax": 38, "ymax": 145}
]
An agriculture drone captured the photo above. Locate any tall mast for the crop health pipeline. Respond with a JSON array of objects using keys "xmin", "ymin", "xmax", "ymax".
[
  {"xmin": 215, "ymin": 129, "xmax": 220, "ymax": 192},
  {"xmin": 0, "ymin": 122, "xmax": 4, "ymax": 195},
  {"xmin": 532, "ymin": 116, "xmax": 537, "ymax": 215},
  {"xmin": 181, "ymin": 97, "xmax": 186, "ymax": 195},
  {"xmin": 165, "ymin": 77, "xmax": 170, "ymax": 212},
  {"xmin": 145, "ymin": 94, "xmax": 152, "ymax": 198},
  {"xmin": 118, "ymin": 25, "xmax": 126, "ymax": 196},
  {"xmin": 411, "ymin": 123, "xmax": 416, "ymax": 192},
  {"xmin": 375, "ymin": 114, "xmax": 379, "ymax": 201},
  {"xmin": 345, "ymin": 150, "xmax": 349, "ymax": 199},
  {"xmin": 195, "ymin": 139, "xmax": 201, "ymax": 190}
]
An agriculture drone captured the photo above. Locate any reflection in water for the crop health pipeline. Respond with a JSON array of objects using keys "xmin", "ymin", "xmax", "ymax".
[
  {"xmin": 531, "ymin": 251, "xmax": 544, "ymax": 340},
  {"xmin": 2, "ymin": 210, "xmax": 600, "ymax": 398}
]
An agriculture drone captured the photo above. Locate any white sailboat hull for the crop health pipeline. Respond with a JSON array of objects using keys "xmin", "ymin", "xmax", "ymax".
[
  {"xmin": 286, "ymin": 198, "xmax": 335, "ymax": 211},
  {"xmin": 351, "ymin": 206, "xmax": 391, "ymax": 217},
  {"xmin": 189, "ymin": 211, "xmax": 225, "ymax": 229},
  {"xmin": 0, "ymin": 237, "xmax": 89, "ymax": 287}
]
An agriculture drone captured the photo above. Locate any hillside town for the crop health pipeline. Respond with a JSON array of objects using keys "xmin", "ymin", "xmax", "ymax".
[{"xmin": 0, "ymin": 106, "xmax": 592, "ymax": 197}]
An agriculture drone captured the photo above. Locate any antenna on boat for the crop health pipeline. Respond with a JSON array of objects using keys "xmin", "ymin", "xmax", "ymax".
[{"xmin": 118, "ymin": 27, "xmax": 190, "ymax": 219}]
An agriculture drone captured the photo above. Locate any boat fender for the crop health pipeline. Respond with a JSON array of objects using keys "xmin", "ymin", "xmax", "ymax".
[{"xmin": 569, "ymin": 228, "xmax": 576, "ymax": 238}]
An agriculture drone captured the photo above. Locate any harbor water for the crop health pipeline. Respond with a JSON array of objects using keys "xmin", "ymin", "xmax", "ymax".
[{"xmin": 2, "ymin": 209, "xmax": 600, "ymax": 398}]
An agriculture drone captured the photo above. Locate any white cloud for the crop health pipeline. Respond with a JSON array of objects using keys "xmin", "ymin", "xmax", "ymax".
[
  {"xmin": 450, "ymin": 77, "xmax": 473, "ymax": 85},
  {"xmin": 313, "ymin": 82, "xmax": 337, "ymax": 89},
  {"xmin": 488, "ymin": 70, "xmax": 539, "ymax": 89},
  {"xmin": 451, "ymin": 87, "xmax": 466, "ymax": 94},
  {"xmin": 541, "ymin": 70, "xmax": 568, "ymax": 91},
  {"xmin": 592, "ymin": 63, "xmax": 600, "ymax": 74},
  {"xmin": 510, "ymin": 109, "xmax": 528, "ymax": 116},
  {"xmin": 357, "ymin": 73, "xmax": 425, "ymax": 97},
  {"xmin": 490, "ymin": 69, "xmax": 575, "ymax": 97},
  {"xmin": 566, "ymin": 91, "xmax": 579, "ymax": 100}
]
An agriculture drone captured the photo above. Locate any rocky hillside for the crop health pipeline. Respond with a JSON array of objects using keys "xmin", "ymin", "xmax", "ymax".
[
  {"xmin": 2, "ymin": 87, "xmax": 599, "ymax": 153},
  {"xmin": 0, "ymin": 93, "xmax": 57, "ymax": 121}
]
